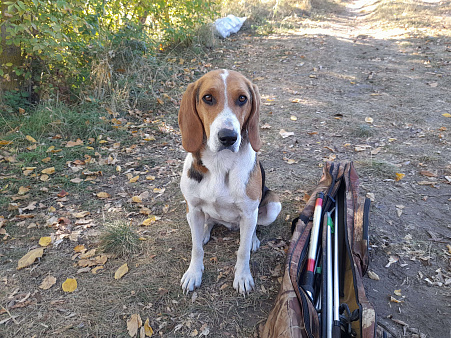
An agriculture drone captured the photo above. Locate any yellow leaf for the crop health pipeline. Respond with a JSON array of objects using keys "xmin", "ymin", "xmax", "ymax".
[
  {"xmin": 96, "ymin": 192, "xmax": 111, "ymax": 199},
  {"xmin": 142, "ymin": 215, "xmax": 160, "ymax": 226},
  {"xmin": 395, "ymin": 173, "xmax": 405, "ymax": 181},
  {"xmin": 27, "ymin": 144, "xmax": 37, "ymax": 150},
  {"xmin": 46, "ymin": 146, "xmax": 55, "ymax": 152},
  {"xmin": 0, "ymin": 140, "xmax": 13, "ymax": 146},
  {"xmin": 127, "ymin": 314, "xmax": 142, "ymax": 337},
  {"xmin": 48, "ymin": 206, "xmax": 56, "ymax": 212},
  {"xmin": 153, "ymin": 188, "xmax": 165, "ymax": 194},
  {"xmin": 41, "ymin": 157, "xmax": 51, "ymax": 163},
  {"xmin": 62, "ymin": 278, "xmax": 78, "ymax": 292},
  {"xmin": 129, "ymin": 175, "xmax": 139, "ymax": 183},
  {"xmin": 39, "ymin": 275, "xmax": 57, "ymax": 290},
  {"xmin": 18, "ymin": 186, "xmax": 30, "ymax": 195},
  {"xmin": 80, "ymin": 249, "xmax": 96, "ymax": 259},
  {"xmin": 157, "ymin": 98, "xmax": 164, "ymax": 105},
  {"xmin": 26, "ymin": 135, "xmax": 37, "ymax": 143},
  {"xmin": 144, "ymin": 318, "xmax": 154, "ymax": 337},
  {"xmin": 442, "ymin": 113, "xmax": 451, "ymax": 118},
  {"xmin": 394, "ymin": 289, "xmax": 402, "ymax": 296},
  {"xmin": 17, "ymin": 247, "xmax": 44, "ymax": 270},
  {"xmin": 114, "ymin": 263, "xmax": 129, "ymax": 280},
  {"xmin": 132, "ymin": 196, "xmax": 142, "ymax": 203},
  {"xmin": 146, "ymin": 176, "xmax": 155, "ymax": 181},
  {"xmin": 41, "ymin": 167, "xmax": 56, "ymax": 175},
  {"xmin": 39, "ymin": 236, "xmax": 52, "ymax": 247},
  {"xmin": 40, "ymin": 174, "xmax": 49, "ymax": 181},
  {"xmin": 99, "ymin": 140, "xmax": 108, "ymax": 144},
  {"xmin": 74, "ymin": 244, "xmax": 86, "ymax": 253},
  {"xmin": 365, "ymin": 117, "xmax": 374, "ymax": 123},
  {"xmin": 290, "ymin": 115, "xmax": 298, "ymax": 121}
]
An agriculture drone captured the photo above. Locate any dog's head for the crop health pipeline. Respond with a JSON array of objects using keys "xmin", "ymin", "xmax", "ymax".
[{"xmin": 178, "ymin": 69, "xmax": 261, "ymax": 153}]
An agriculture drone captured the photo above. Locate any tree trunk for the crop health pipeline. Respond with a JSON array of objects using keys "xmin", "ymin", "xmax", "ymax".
[{"xmin": 1, "ymin": 3, "xmax": 24, "ymax": 92}]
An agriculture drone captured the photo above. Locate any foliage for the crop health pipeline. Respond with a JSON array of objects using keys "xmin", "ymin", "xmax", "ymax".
[{"xmin": 0, "ymin": 0, "xmax": 218, "ymax": 101}]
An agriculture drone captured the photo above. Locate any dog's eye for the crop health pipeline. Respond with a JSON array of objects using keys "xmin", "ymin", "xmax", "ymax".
[
  {"xmin": 203, "ymin": 95, "xmax": 214, "ymax": 105},
  {"xmin": 237, "ymin": 95, "xmax": 247, "ymax": 105}
]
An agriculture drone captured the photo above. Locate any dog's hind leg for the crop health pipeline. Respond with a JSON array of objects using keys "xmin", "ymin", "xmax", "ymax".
[
  {"xmin": 203, "ymin": 222, "xmax": 215, "ymax": 245},
  {"xmin": 257, "ymin": 190, "xmax": 282, "ymax": 226}
]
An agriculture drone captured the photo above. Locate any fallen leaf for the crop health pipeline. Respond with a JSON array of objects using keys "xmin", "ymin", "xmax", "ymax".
[
  {"xmin": 394, "ymin": 289, "xmax": 402, "ymax": 296},
  {"xmin": 42, "ymin": 167, "xmax": 56, "ymax": 175},
  {"xmin": 0, "ymin": 140, "xmax": 13, "ymax": 146},
  {"xmin": 66, "ymin": 139, "xmax": 83, "ymax": 147},
  {"xmin": 18, "ymin": 186, "xmax": 30, "ymax": 195},
  {"xmin": 26, "ymin": 135, "xmax": 37, "ymax": 143},
  {"xmin": 129, "ymin": 175, "xmax": 139, "ymax": 183},
  {"xmin": 57, "ymin": 190, "xmax": 69, "ymax": 198},
  {"xmin": 395, "ymin": 173, "xmax": 405, "ymax": 181},
  {"xmin": 419, "ymin": 170, "xmax": 437, "ymax": 177},
  {"xmin": 144, "ymin": 318, "xmax": 154, "ymax": 337},
  {"xmin": 74, "ymin": 211, "xmax": 90, "ymax": 218},
  {"xmin": 153, "ymin": 188, "xmax": 165, "ymax": 194},
  {"xmin": 279, "ymin": 129, "xmax": 294, "ymax": 138},
  {"xmin": 370, "ymin": 147, "xmax": 381, "ymax": 155},
  {"xmin": 97, "ymin": 192, "xmax": 111, "ymax": 199},
  {"xmin": 39, "ymin": 236, "xmax": 52, "ymax": 247},
  {"xmin": 39, "ymin": 275, "xmax": 57, "ymax": 290},
  {"xmin": 70, "ymin": 178, "xmax": 84, "ymax": 184},
  {"xmin": 114, "ymin": 263, "xmax": 129, "ymax": 280},
  {"xmin": 92, "ymin": 266, "xmax": 104, "ymax": 274},
  {"xmin": 442, "ymin": 113, "xmax": 451, "ymax": 118},
  {"xmin": 290, "ymin": 115, "xmax": 298, "ymax": 121},
  {"xmin": 428, "ymin": 82, "xmax": 438, "ymax": 87},
  {"xmin": 40, "ymin": 174, "xmax": 49, "ymax": 181},
  {"xmin": 390, "ymin": 296, "xmax": 403, "ymax": 303},
  {"xmin": 385, "ymin": 255, "xmax": 399, "ymax": 268},
  {"xmin": 365, "ymin": 117, "xmax": 374, "ymax": 123},
  {"xmin": 80, "ymin": 249, "xmax": 96, "ymax": 259},
  {"xmin": 367, "ymin": 270, "xmax": 380, "ymax": 281},
  {"xmin": 41, "ymin": 157, "xmax": 51, "ymax": 163},
  {"xmin": 142, "ymin": 216, "xmax": 160, "ymax": 226},
  {"xmin": 261, "ymin": 123, "xmax": 271, "ymax": 129},
  {"xmin": 127, "ymin": 314, "xmax": 142, "ymax": 337},
  {"xmin": 62, "ymin": 278, "xmax": 77, "ymax": 292},
  {"xmin": 17, "ymin": 247, "xmax": 44, "ymax": 270},
  {"xmin": 74, "ymin": 244, "xmax": 86, "ymax": 253},
  {"xmin": 132, "ymin": 196, "xmax": 143, "ymax": 203}
]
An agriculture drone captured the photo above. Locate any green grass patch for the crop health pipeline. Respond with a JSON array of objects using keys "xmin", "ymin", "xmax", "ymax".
[{"xmin": 99, "ymin": 222, "xmax": 142, "ymax": 257}]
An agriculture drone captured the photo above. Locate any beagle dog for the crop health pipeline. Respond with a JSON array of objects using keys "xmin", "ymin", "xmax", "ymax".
[{"xmin": 178, "ymin": 69, "xmax": 282, "ymax": 294}]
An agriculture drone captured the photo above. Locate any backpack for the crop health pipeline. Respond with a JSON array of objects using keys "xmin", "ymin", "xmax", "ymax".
[{"xmin": 260, "ymin": 161, "xmax": 377, "ymax": 338}]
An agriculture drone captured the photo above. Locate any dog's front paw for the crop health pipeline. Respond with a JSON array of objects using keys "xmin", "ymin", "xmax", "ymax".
[
  {"xmin": 181, "ymin": 267, "xmax": 203, "ymax": 293},
  {"xmin": 233, "ymin": 269, "xmax": 255, "ymax": 294}
]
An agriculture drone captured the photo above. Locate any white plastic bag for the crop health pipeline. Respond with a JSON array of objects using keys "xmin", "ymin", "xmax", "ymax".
[{"xmin": 214, "ymin": 15, "xmax": 247, "ymax": 39}]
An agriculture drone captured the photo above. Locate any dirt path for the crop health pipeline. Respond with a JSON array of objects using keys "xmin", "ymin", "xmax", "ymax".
[{"xmin": 211, "ymin": 1, "xmax": 451, "ymax": 336}]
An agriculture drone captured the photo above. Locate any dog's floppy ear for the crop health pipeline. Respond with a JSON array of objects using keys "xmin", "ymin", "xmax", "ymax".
[
  {"xmin": 247, "ymin": 83, "xmax": 262, "ymax": 152},
  {"xmin": 178, "ymin": 82, "xmax": 204, "ymax": 153}
]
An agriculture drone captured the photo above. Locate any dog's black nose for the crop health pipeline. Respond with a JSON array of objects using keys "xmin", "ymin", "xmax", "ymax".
[{"xmin": 218, "ymin": 129, "xmax": 238, "ymax": 147}]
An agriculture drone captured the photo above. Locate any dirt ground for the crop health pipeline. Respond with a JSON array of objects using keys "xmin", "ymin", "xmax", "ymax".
[{"xmin": 1, "ymin": 0, "xmax": 450, "ymax": 337}]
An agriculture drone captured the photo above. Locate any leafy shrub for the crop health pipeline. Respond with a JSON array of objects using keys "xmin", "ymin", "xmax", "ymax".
[{"xmin": 0, "ymin": 0, "xmax": 218, "ymax": 102}]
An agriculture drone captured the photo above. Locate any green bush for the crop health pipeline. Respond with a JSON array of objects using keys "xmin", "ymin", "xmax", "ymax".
[{"xmin": 0, "ymin": 0, "xmax": 218, "ymax": 102}]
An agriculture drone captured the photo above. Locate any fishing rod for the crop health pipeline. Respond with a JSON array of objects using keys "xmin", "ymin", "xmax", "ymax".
[
  {"xmin": 326, "ymin": 211, "xmax": 333, "ymax": 338},
  {"xmin": 332, "ymin": 198, "xmax": 341, "ymax": 338},
  {"xmin": 302, "ymin": 192, "xmax": 324, "ymax": 300}
]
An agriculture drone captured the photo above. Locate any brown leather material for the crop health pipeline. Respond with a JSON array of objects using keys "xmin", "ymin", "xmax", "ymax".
[{"xmin": 260, "ymin": 161, "xmax": 376, "ymax": 338}]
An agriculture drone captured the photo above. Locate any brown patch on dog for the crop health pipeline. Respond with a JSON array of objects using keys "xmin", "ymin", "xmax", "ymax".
[
  {"xmin": 188, "ymin": 151, "xmax": 209, "ymax": 183},
  {"xmin": 246, "ymin": 159, "xmax": 263, "ymax": 201}
]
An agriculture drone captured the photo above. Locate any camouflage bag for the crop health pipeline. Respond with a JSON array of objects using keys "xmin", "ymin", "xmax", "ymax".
[{"xmin": 260, "ymin": 161, "xmax": 377, "ymax": 338}]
